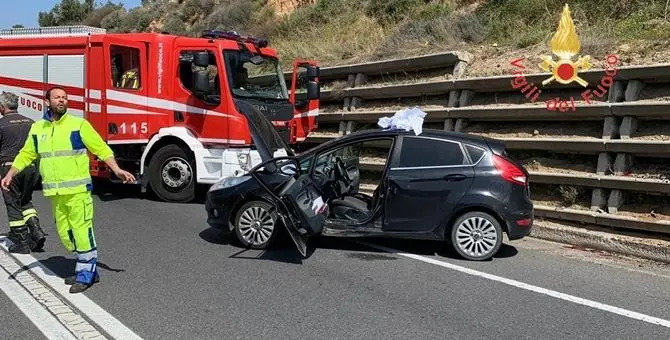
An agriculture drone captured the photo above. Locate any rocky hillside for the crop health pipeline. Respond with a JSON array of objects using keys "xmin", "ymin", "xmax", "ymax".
[{"xmin": 34, "ymin": 0, "xmax": 670, "ymax": 75}]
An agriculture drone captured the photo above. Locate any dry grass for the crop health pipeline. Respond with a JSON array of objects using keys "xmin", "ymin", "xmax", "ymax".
[{"xmin": 46, "ymin": 0, "xmax": 670, "ymax": 74}]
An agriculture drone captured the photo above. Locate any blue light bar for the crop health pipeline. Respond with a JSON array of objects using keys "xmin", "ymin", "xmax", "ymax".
[{"xmin": 201, "ymin": 30, "xmax": 269, "ymax": 49}]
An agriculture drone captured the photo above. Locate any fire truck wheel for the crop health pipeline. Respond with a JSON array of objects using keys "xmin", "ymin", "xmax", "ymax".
[{"xmin": 148, "ymin": 144, "xmax": 196, "ymax": 202}]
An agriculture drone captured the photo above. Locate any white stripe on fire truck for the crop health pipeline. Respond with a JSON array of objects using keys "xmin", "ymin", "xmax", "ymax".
[
  {"xmin": 0, "ymin": 83, "xmax": 84, "ymax": 102},
  {"xmin": 198, "ymin": 138, "xmax": 247, "ymax": 144},
  {"xmin": 106, "ymin": 105, "xmax": 167, "ymax": 115},
  {"xmin": 89, "ymin": 103, "xmax": 101, "ymax": 113},
  {"xmin": 108, "ymin": 139, "xmax": 150, "ymax": 145},
  {"xmin": 105, "ymin": 89, "xmax": 238, "ymax": 119},
  {"xmin": 88, "ymin": 89, "xmax": 101, "ymax": 99}
]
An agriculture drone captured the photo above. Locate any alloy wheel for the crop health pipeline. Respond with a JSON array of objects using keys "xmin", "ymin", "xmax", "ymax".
[
  {"xmin": 238, "ymin": 205, "xmax": 275, "ymax": 246},
  {"xmin": 455, "ymin": 216, "xmax": 499, "ymax": 259}
]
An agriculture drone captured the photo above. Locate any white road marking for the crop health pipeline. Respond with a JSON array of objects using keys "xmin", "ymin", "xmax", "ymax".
[
  {"xmin": 0, "ymin": 237, "xmax": 143, "ymax": 340},
  {"xmin": 0, "ymin": 248, "xmax": 107, "ymax": 339},
  {"xmin": 0, "ymin": 250, "xmax": 78, "ymax": 340},
  {"xmin": 359, "ymin": 241, "xmax": 670, "ymax": 329}
]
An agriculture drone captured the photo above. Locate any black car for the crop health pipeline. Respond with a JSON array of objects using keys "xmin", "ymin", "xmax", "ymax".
[{"xmin": 206, "ymin": 103, "xmax": 534, "ymax": 261}]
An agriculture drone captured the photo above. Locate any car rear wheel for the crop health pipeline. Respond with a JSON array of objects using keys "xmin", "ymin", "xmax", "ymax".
[
  {"xmin": 450, "ymin": 211, "xmax": 502, "ymax": 261},
  {"xmin": 234, "ymin": 200, "xmax": 278, "ymax": 250}
]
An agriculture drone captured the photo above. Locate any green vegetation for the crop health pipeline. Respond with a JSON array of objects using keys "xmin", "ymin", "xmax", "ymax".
[{"xmin": 27, "ymin": 0, "xmax": 670, "ymax": 70}]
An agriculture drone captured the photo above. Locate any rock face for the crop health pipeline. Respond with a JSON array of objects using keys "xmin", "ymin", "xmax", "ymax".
[{"xmin": 268, "ymin": 0, "xmax": 316, "ymax": 16}]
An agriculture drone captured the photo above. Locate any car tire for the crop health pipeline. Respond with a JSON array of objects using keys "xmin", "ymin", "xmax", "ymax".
[
  {"xmin": 234, "ymin": 200, "xmax": 279, "ymax": 250},
  {"xmin": 450, "ymin": 211, "xmax": 503, "ymax": 261},
  {"xmin": 148, "ymin": 144, "xmax": 196, "ymax": 203}
]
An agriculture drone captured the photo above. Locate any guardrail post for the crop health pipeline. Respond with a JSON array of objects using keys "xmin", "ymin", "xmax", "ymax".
[
  {"xmin": 339, "ymin": 73, "xmax": 366, "ymax": 136},
  {"xmin": 445, "ymin": 53, "xmax": 472, "ymax": 132},
  {"xmin": 342, "ymin": 74, "xmax": 356, "ymax": 111},
  {"xmin": 444, "ymin": 90, "xmax": 460, "ymax": 131},
  {"xmin": 591, "ymin": 79, "xmax": 626, "ymax": 211},
  {"xmin": 619, "ymin": 80, "xmax": 644, "ymax": 139},
  {"xmin": 350, "ymin": 73, "xmax": 368, "ymax": 111},
  {"xmin": 606, "ymin": 79, "xmax": 644, "ymax": 213},
  {"xmin": 602, "ymin": 80, "xmax": 626, "ymax": 139},
  {"xmin": 454, "ymin": 90, "xmax": 474, "ymax": 132},
  {"xmin": 591, "ymin": 153, "xmax": 613, "ymax": 211}
]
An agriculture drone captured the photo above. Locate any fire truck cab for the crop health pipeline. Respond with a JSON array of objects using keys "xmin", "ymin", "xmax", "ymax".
[{"xmin": 0, "ymin": 25, "xmax": 320, "ymax": 202}]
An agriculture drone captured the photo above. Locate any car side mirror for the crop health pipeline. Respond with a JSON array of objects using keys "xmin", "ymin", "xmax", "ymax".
[
  {"xmin": 307, "ymin": 65, "xmax": 319, "ymax": 79},
  {"xmin": 307, "ymin": 81, "xmax": 320, "ymax": 100},
  {"xmin": 193, "ymin": 70, "xmax": 209, "ymax": 95}
]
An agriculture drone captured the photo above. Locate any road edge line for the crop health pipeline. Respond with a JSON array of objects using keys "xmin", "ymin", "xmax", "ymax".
[
  {"xmin": 0, "ymin": 237, "xmax": 143, "ymax": 340},
  {"xmin": 0, "ymin": 249, "xmax": 80, "ymax": 340},
  {"xmin": 358, "ymin": 240, "xmax": 670, "ymax": 330}
]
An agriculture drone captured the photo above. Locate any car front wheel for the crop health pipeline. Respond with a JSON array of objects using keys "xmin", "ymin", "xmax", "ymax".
[
  {"xmin": 450, "ymin": 211, "xmax": 503, "ymax": 261},
  {"xmin": 234, "ymin": 200, "xmax": 278, "ymax": 249}
]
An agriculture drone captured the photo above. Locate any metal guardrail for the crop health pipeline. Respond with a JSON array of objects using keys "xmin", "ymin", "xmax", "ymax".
[
  {"xmin": 305, "ymin": 134, "xmax": 670, "ymax": 156},
  {"xmin": 357, "ymin": 183, "xmax": 670, "ymax": 235},
  {"xmin": 319, "ymin": 63, "xmax": 670, "ymax": 101},
  {"xmin": 358, "ymin": 161, "xmax": 670, "ymax": 194},
  {"xmin": 318, "ymin": 102, "xmax": 670, "ymax": 123},
  {"xmin": 534, "ymin": 206, "xmax": 670, "ymax": 235},
  {"xmin": 255, "ymin": 51, "xmax": 473, "ymax": 83}
]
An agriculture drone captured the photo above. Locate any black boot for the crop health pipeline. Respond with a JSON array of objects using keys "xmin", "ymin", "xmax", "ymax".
[
  {"xmin": 7, "ymin": 226, "xmax": 31, "ymax": 254},
  {"xmin": 25, "ymin": 216, "xmax": 46, "ymax": 251}
]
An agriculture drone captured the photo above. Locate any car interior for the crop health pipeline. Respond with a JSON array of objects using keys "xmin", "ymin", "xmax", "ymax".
[{"xmin": 308, "ymin": 138, "xmax": 394, "ymax": 223}]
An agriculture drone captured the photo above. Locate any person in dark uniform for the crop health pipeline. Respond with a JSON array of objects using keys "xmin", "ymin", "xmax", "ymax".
[{"xmin": 0, "ymin": 92, "xmax": 46, "ymax": 253}]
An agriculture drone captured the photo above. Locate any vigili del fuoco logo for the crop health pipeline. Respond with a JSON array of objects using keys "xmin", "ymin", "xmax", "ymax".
[{"xmin": 509, "ymin": 4, "xmax": 620, "ymax": 111}]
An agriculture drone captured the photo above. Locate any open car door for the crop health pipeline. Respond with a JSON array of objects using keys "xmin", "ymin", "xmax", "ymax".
[
  {"xmin": 236, "ymin": 100, "xmax": 327, "ymax": 256},
  {"xmin": 249, "ymin": 158, "xmax": 327, "ymax": 257}
]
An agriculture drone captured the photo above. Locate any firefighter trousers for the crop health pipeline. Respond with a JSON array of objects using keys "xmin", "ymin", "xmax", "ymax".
[
  {"xmin": 49, "ymin": 191, "xmax": 99, "ymax": 285},
  {"xmin": 0, "ymin": 163, "xmax": 39, "ymax": 229}
]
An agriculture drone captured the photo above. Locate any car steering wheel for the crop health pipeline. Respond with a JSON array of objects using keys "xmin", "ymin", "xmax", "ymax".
[{"xmin": 335, "ymin": 157, "xmax": 352, "ymax": 183}]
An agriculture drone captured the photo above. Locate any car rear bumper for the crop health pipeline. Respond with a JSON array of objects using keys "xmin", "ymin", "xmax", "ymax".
[{"xmin": 505, "ymin": 209, "xmax": 534, "ymax": 240}]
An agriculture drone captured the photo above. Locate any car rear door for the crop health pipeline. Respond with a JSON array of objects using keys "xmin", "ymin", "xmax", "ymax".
[{"xmin": 383, "ymin": 135, "xmax": 474, "ymax": 233}]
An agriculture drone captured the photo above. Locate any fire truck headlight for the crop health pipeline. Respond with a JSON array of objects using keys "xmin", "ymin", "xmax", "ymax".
[{"xmin": 238, "ymin": 153, "xmax": 249, "ymax": 170}]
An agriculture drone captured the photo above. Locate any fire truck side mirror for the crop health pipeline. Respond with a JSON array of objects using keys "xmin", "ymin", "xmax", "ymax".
[
  {"xmin": 193, "ymin": 70, "xmax": 210, "ymax": 95},
  {"xmin": 193, "ymin": 52, "xmax": 209, "ymax": 68},
  {"xmin": 307, "ymin": 65, "xmax": 319, "ymax": 79},
  {"xmin": 307, "ymin": 81, "xmax": 320, "ymax": 100}
]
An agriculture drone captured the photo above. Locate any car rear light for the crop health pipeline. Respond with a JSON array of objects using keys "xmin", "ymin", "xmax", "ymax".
[
  {"xmin": 516, "ymin": 218, "xmax": 532, "ymax": 227},
  {"xmin": 492, "ymin": 154, "xmax": 527, "ymax": 186}
]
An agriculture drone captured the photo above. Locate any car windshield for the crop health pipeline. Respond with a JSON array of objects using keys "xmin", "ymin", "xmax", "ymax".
[{"xmin": 223, "ymin": 50, "xmax": 289, "ymax": 102}]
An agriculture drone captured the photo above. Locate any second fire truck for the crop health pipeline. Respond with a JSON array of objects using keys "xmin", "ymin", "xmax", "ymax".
[{"xmin": 0, "ymin": 25, "xmax": 320, "ymax": 202}]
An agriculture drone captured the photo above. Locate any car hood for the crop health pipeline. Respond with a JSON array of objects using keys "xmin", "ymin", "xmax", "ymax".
[{"xmin": 234, "ymin": 99, "xmax": 294, "ymax": 162}]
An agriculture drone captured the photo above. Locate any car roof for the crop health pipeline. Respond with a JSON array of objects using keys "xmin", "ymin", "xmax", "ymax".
[{"xmin": 298, "ymin": 128, "xmax": 499, "ymax": 157}]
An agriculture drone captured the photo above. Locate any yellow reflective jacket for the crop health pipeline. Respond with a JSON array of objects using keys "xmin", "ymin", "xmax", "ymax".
[{"xmin": 12, "ymin": 111, "xmax": 114, "ymax": 196}]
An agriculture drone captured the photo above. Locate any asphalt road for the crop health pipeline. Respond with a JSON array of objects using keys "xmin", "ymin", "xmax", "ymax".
[{"xmin": 1, "ymin": 186, "xmax": 670, "ymax": 339}]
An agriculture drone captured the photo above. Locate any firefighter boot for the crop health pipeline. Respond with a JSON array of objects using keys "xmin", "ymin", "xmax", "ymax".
[
  {"xmin": 26, "ymin": 216, "xmax": 46, "ymax": 251},
  {"xmin": 7, "ymin": 226, "xmax": 31, "ymax": 254},
  {"xmin": 64, "ymin": 272, "xmax": 99, "ymax": 285}
]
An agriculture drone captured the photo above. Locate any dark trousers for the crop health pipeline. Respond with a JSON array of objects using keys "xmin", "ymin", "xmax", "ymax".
[{"xmin": 0, "ymin": 163, "xmax": 39, "ymax": 229}]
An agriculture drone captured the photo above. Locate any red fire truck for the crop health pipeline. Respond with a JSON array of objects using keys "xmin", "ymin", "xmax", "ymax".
[{"xmin": 0, "ymin": 25, "xmax": 320, "ymax": 202}]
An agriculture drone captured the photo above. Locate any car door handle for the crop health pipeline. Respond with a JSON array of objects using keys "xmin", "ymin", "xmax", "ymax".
[{"xmin": 443, "ymin": 174, "xmax": 467, "ymax": 181}]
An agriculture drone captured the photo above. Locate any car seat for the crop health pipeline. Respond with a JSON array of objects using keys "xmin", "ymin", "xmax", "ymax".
[{"xmin": 329, "ymin": 184, "xmax": 382, "ymax": 221}]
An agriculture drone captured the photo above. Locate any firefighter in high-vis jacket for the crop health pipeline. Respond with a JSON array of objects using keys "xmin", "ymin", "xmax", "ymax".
[
  {"xmin": 0, "ymin": 87, "xmax": 136, "ymax": 294},
  {"xmin": 0, "ymin": 91, "xmax": 46, "ymax": 253}
]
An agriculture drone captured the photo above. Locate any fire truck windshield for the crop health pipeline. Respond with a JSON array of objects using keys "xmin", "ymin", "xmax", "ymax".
[{"xmin": 223, "ymin": 51, "xmax": 289, "ymax": 102}]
